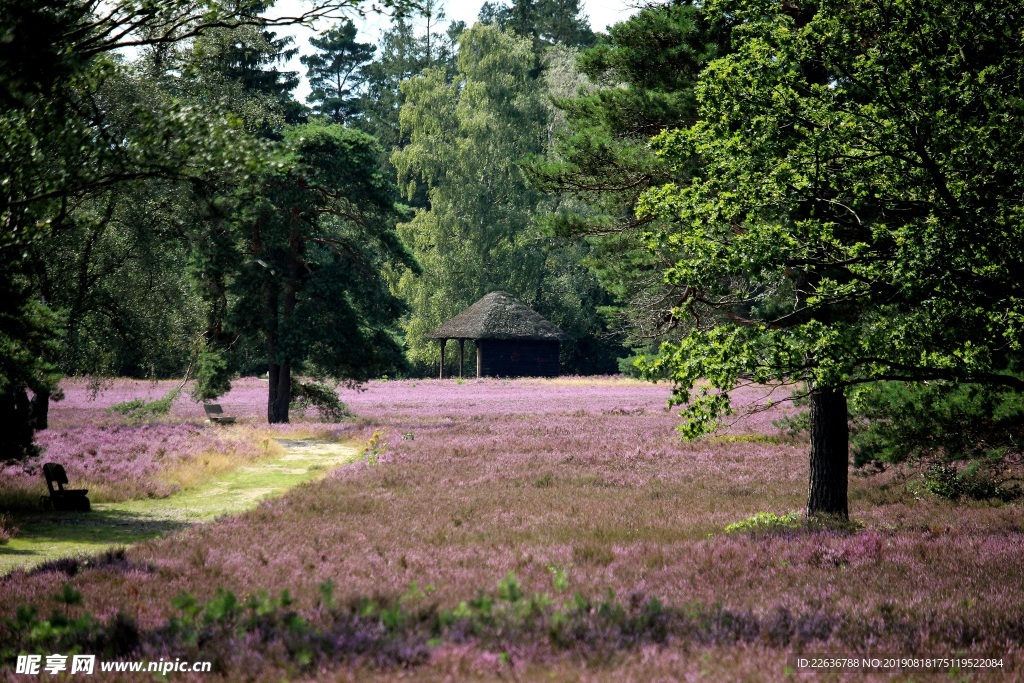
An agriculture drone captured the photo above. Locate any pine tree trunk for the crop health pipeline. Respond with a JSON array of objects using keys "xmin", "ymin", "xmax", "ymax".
[
  {"xmin": 30, "ymin": 389, "xmax": 50, "ymax": 431},
  {"xmin": 0, "ymin": 386, "xmax": 37, "ymax": 460},
  {"xmin": 806, "ymin": 386, "xmax": 849, "ymax": 519},
  {"xmin": 265, "ymin": 277, "xmax": 289, "ymax": 424},
  {"xmin": 267, "ymin": 361, "xmax": 291, "ymax": 424}
]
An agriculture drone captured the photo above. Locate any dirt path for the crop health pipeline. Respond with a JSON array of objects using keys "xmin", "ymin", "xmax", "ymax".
[{"xmin": 0, "ymin": 440, "xmax": 359, "ymax": 574}]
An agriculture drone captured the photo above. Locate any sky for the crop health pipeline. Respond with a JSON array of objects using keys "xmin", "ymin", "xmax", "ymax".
[{"xmin": 270, "ymin": 0, "xmax": 640, "ymax": 102}]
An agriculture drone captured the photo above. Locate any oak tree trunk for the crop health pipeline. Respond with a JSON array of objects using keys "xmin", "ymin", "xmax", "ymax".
[{"xmin": 806, "ymin": 386, "xmax": 849, "ymax": 519}]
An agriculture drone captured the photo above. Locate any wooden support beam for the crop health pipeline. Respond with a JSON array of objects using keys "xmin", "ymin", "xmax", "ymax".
[
  {"xmin": 476, "ymin": 340, "xmax": 482, "ymax": 378},
  {"xmin": 439, "ymin": 339, "xmax": 446, "ymax": 379},
  {"xmin": 458, "ymin": 339, "xmax": 465, "ymax": 379}
]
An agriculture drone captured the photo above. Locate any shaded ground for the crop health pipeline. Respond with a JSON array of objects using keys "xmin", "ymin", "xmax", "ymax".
[{"xmin": 0, "ymin": 440, "xmax": 358, "ymax": 574}]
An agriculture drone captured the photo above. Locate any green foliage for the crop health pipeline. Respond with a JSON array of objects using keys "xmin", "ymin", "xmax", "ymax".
[
  {"xmin": 548, "ymin": 565, "xmax": 569, "ymax": 592},
  {"xmin": 191, "ymin": 348, "xmax": 233, "ymax": 402},
  {"xmin": 530, "ymin": 2, "xmax": 730, "ymax": 351},
  {"xmin": 106, "ymin": 387, "xmax": 181, "ymax": 420},
  {"xmin": 479, "ymin": 0, "xmax": 596, "ymax": 50},
  {"xmin": 362, "ymin": 429, "xmax": 388, "ymax": 465},
  {"xmin": 497, "ymin": 572, "xmax": 523, "ymax": 603},
  {"xmin": 392, "ymin": 25, "xmax": 619, "ymax": 372},
  {"xmin": 357, "ymin": 8, "xmax": 463, "ymax": 154},
  {"xmin": 850, "ymin": 381, "xmax": 1024, "ymax": 467},
  {"xmin": 290, "ymin": 380, "xmax": 351, "ymax": 422},
  {"xmin": 723, "ymin": 511, "xmax": 863, "ymax": 536},
  {"xmin": 0, "ymin": 0, "xmax": 295, "ymax": 453},
  {"xmin": 181, "ymin": 23, "xmax": 305, "ymax": 135},
  {"xmin": 193, "ymin": 122, "xmax": 417, "ymax": 421},
  {"xmin": 920, "ymin": 464, "xmax": 1020, "ymax": 503},
  {"xmin": 724, "ymin": 511, "xmax": 802, "ymax": 535},
  {"xmin": 0, "ymin": 514, "xmax": 18, "ymax": 545},
  {"xmin": 391, "ymin": 25, "xmax": 548, "ymax": 365},
  {"xmin": 772, "ymin": 395, "xmax": 810, "ymax": 437},
  {"xmin": 56, "ymin": 582, "xmax": 84, "ymax": 608},
  {"xmin": 0, "ymin": 605, "xmax": 140, "ymax": 662},
  {"xmin": 632, "ymin": 0, "xmax": 1024, "ymax": 441},
  {"xmin": 301, "ymin": 20, "xmax": 376, "ymax": 123}
]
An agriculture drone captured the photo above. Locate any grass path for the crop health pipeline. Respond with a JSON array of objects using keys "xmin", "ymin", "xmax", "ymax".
[{"xmin": 0, "ymin": 439, "xmax": 359, "ymax": 575}]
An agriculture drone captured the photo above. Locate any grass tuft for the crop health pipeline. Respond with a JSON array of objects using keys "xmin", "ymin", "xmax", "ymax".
[{"xmin": 724, "ymin": 511, "xmax": 864, "ymax": 536}]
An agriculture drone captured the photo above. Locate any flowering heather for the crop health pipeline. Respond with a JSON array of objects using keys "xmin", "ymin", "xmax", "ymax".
[
  {"xmin": 1, "ymin": 376, "xmax": 1023, "ymax": 678},
  {"xmin": 2, "ymin": 379, "xmax": 355, "ymax": 504}
]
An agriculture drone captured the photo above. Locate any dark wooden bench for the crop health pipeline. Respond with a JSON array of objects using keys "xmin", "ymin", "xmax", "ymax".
[
  {"xmin": 42, "ymin": 463, "xmax": 91, "ymax": 512},
  {"xmin": 203, "ymin": 403, "xmax": 236, "ymax": 424}
]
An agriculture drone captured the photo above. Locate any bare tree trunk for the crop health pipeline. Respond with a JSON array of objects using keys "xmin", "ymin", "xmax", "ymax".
[{"xmin": 806, "ymin": 386, "xmax": 849, "ymax": 519}]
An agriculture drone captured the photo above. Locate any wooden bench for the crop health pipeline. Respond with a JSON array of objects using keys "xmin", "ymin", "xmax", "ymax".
[
  {"xmin": 203, "ymin": 403, "xmax": 236, "ymax": 424},
  {"xmin": 42, "ymin": 463, "xmax": 91, "ymax": 512}
]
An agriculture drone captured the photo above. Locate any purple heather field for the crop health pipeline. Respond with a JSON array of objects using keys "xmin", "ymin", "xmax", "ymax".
[
  {"xmin": 2, "ymin": 376, "xmax": 1023, "ymax": 679},
  {"xmin": 1, "ymin": 376, "xmax": 787, "ymax": 502}
]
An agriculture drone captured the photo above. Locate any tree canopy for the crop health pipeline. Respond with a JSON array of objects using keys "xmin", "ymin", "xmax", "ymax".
[
  {"xmin": 634, "ymin": 0, "xmax": 1024, "ymax": 516},
  {"xmin": 302, "ymin": 20, "xmax": 376, "ymax": 123},
  {"xmin": 0, "ymin": 0, "xmax": 416, "ymax": 456}
]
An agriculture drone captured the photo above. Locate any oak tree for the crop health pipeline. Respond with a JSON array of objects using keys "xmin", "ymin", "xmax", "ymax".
[{"xmin": 638, "ymin": 0, "xmax": 1024, "ymax": 517}]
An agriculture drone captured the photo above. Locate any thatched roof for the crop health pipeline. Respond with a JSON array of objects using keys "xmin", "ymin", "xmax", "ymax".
[{"xmin": 427, "ymin": 291, "xmax": 568, "ymax": 341}]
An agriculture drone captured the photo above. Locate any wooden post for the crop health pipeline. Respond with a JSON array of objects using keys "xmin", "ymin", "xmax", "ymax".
[
  {"xmin": 476, "ymin": 340, "xmax": 482, "ymax": 378},
  {"xmin": 439, "ymin": 339, "xmax": 446, "ymax": 379},
  {"xmin": 458, "ymin": 339, "xmax": 465, "ymax": 379}
]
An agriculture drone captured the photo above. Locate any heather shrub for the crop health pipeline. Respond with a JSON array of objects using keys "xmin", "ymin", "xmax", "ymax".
[
  {"xmin": 27, "ymin": 548, "xmax": 154, "ymax": 579},
  {"xmin": 4, "ymin": 570, "xmax": 1024, "ymax": 673},
  {"xmin": 0, "ymin": 479, "xmax": 43, "ymax": 513},
  {"xmin": 573, "ymin": 543, "xmax": 615, "ymax": 566}
]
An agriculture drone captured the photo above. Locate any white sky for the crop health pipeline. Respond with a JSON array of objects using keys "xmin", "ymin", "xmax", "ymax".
[{"xmin": 271, "ymin": 0, "xmax": 639, "ymax": 102}]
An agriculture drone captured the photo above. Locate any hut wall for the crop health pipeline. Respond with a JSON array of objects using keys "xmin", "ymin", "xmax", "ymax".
[{"xmin": 477, "ymin": 339, "xmax": 560, "ymax": 378}]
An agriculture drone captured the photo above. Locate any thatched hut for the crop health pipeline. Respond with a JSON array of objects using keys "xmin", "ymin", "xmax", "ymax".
[{"xmin": 427, "ymin": 291, "xmax": 568, "ymax": 378}]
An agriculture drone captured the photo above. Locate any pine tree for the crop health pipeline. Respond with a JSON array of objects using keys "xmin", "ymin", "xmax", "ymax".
[{"xmin": 301, "ymin": 20, "xmax": 376, "ymax": 123}]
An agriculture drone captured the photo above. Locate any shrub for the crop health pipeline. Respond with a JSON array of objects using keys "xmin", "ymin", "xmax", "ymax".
[
  {"xmin": 922, "ymin": 464, "xmax": 1020, "ymax": 502},
  {"xmin": 190, "ymin": 348, "xmax": 233, "ymax": 402},
  {"xmin": 617, "ymin": 354, "xmax": 644, "ymax": 378},
  {"xmin": 724, "ymin": 511, "xmax": 802, "ymax": 535},
  {"xmin": 290, "ymin": 380, "xmax": 351, "ymax": 422},
  {"xmin": 0, "ymin": 513, "xmax": 19, "ymax": 545},
  {"xmin": 361, "ymin": 430, "xmax": 387, "ymax": 465},
  {"xmin": 849, "ymin": 381, "xmax": 1024, "ymax": 467},
  {"xmin": 724, "ymin": 511, "xmax": 863, "ymax": 536},
  {"xmin": 106, "ymin": 387, "xmax": 181, "ymax": 420},
  {"xmin": 772, "ymin": 409, "xmax": 810, "ymax": 437}
]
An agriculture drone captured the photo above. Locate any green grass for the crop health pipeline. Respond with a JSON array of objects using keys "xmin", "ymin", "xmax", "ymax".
[{"xmin": 0, "ymin": 439, "xmax": 358, "ymax": 574}]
